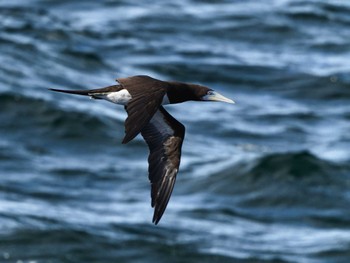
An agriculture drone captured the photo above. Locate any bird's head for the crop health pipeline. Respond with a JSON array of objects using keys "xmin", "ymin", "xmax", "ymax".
[
  {"xmin": 200, "ymin": 88, "xmax": 235, "ymax": 104},
  {"xmin": 167, "ymin": 82, "xmax": 235, "ymax": 104},
  {"xmin": 190, "ymin": 84, "xmax": 235, "ymax": 104}
]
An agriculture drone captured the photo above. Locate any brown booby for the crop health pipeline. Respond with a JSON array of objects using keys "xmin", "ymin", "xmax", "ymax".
[{"xmin": 50, "ymin": 75, "xmax": 234, "ymax": 224}]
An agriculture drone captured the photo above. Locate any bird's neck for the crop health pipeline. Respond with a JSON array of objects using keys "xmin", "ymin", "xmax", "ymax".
[{"xmin": 166, "ymin": 82, "xmax": 196, "ymax": 104}]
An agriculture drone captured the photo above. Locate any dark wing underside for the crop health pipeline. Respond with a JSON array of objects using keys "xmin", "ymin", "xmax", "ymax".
[
  {"xmin": 140, "ymin": 106, "xmax": 185, "ymax": 224},
  {"xmin": 118, "ymin": 76, "xmax": 167, "ymax": 144}
]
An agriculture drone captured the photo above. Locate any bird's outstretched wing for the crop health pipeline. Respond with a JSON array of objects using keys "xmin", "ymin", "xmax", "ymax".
[
  {"xmin": 118, "ymin": 76, "xmax": 167, "ymax": 144},
  {"xmin": 140, "ymin": 106, "xmax": 185, "ymax": 224}
]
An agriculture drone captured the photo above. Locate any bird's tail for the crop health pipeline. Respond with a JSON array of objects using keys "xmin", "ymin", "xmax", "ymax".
[
  {"xmin": 49, "ymin": 85, "xmax": 122, "ymax": 99},
  {"xmin": 49, "ymin": 88, "xmax": 92, "ymax": 96}
]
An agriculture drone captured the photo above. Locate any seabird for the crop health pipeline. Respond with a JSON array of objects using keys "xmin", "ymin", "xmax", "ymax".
[{"xmin": 50, "ymin": 75, "xmax": 234, "ymax": 224}]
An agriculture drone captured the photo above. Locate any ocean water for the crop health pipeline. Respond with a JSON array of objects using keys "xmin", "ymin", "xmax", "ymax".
[{"xmin": 1, "ymin": 0, "xmax": 350, "ymax": 262}]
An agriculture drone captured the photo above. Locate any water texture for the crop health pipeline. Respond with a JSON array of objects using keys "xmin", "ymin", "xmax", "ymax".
[{"xmin": 1, "ymin": 0, "xmax": 350, "ymax": 262}]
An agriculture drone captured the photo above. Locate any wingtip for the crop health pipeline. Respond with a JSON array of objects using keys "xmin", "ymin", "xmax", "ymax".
[
  {"xmin": 152, "ymin": 214, "xmax": 161, "ymax": 225},
  {"xmin": 122, "ymin": 133, "xmax": 138, "ymax": 144},
  {"xmin": 122, "ymin": 137, "xmax": 130, "ymax": 144},
  {"xmin": 152, "ymin": 203, "xmax": 168, "ymax": 225}
]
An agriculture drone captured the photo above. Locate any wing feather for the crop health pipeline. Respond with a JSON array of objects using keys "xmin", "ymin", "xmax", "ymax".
[
  {"xmin": 118, "ymin": 76, "xmax": 167, "ymax": 144},
  {"xmin": 140, "ymin": 106, "xmax": 185, "ymax": 224}
]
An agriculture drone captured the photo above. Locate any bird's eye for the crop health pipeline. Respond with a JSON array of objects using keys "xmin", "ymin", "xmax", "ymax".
[{"xmin": 207, "ymin": 91, "xmax": 214, "ymax": 95}]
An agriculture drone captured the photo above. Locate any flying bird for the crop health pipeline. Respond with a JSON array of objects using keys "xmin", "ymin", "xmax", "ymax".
[{"xmin": 50, "ymin": 75, "xmax": 234, "ymax": 224}]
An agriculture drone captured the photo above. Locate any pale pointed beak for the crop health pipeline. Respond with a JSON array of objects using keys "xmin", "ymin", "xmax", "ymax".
[{"xmin": 202, "ymin": 91, "xmax": 235, "ymax": 104}]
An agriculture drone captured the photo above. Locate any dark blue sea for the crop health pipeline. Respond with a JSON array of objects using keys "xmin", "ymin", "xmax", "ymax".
[{"xmin": 1, "ymin": 0, "xmax": 350, "ymax": 262}]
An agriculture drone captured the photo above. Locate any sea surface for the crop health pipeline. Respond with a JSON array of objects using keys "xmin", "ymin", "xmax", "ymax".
[{"xmin": 1, "ymin": 0, "xmax": 350, "ymax": 262}]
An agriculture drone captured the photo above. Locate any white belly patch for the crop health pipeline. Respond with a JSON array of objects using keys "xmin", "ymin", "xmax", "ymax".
[
  {"xmin": 101, "ymin": 89, "xmax": 169, "ymax": 106},
  {"xmin": 105, "ymin": 89, "xmax": 132, "ymax": 105}
]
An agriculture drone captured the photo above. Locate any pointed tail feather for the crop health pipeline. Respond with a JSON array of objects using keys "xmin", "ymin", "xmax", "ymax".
[
  {"xmin": 49, "ymin": 85, "xmax": 123, "ymax": 97},
  {"xmin": 49, "ymin": 88, "xmax": 92, "ymax": 96}
]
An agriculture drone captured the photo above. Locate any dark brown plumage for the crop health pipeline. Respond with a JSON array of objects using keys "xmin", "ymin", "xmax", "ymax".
[{"xmin": 49, "ymin": 75, "xmax": 234, "ymax": 224}]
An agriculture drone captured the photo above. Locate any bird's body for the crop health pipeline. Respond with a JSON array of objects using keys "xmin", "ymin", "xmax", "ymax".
[{"xmin": 50, "ymin": 75, "xmax": 234, "ymax": 224}]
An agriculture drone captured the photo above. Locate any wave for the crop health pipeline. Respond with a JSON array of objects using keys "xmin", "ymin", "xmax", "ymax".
[
  {"xmin": 0, "ymin": 92, "xmax": 121, "ymax": 141},
  {"xmin": 186, "ymin": 150, "xmax": 350, "ymax": 227},
  {"xmin": 285, "ymin": 1, "xmax": 350, "ymax": 25},
  {"xmin": 201, "ymin": 150, "xmax": 349, "ymax": 192},
  {"xmin": 193, "ymin": 151, "xmax": 348, "ymax": 209},
  {"xmin": 258, "ymin": 72, "xmax": 350, "ymax": 100}
]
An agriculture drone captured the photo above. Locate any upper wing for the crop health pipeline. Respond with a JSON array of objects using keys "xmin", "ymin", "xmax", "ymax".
[
  {"xmin": 118, "ymin": 76, "xmax": 167, "ymax": 144},
  {"xmin": 140, "ymin": 106, "xmax": 185, "ymax": 224}
]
